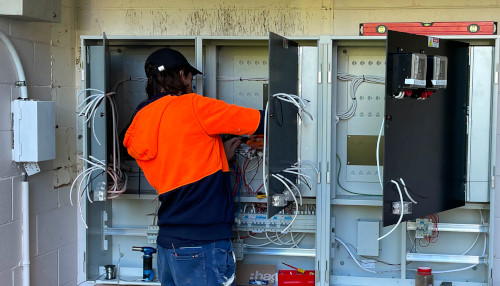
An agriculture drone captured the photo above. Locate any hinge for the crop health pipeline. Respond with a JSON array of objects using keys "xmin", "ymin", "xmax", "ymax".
[
  {"xmin": 328, "ymin": 65, "xmax": 332, "ymax": 84},
  {"xmin": 326, "ymin": 161, "xmax": 330, "ymax": 184},
  {"xmin": 325, "ymin": 261, "xmax": 329, "ymax": 283},
  {"xmin": 316, "ymin": 260, "xmax": 320, "ymax": 282},
  {"xmin": 495, "ymin": 63, "xmax": 499, "ymax": 84},
  {"xmin": 492, "ymin": 175, "xmax": 495, "ymax": 189}
]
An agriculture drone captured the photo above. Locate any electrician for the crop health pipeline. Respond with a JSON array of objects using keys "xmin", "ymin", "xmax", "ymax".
[{"xmin": 123, "ymin": 47, "xmax": 264, "ymax": 286}]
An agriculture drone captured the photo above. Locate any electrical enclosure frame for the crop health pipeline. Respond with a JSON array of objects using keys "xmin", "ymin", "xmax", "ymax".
[{"xmin": 78, "ymin": 33, "xmax": 498, "ymax": 286}]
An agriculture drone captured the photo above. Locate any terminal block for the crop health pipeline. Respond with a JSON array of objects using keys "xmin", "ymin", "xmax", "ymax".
[
  {"xmin": 392, "ymin": 201, "xmax": 412, "ymax": 215},
  {"xmin": 235, "ymin": 213, "xmax": 316, "ymax": 233}
]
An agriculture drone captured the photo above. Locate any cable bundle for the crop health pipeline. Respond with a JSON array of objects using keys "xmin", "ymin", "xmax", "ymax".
[
  {"xmin": 337, "ymin": 72, "xmax": 385, "ymax": 120},
  {"xmin": 272, "ymin": 93, "xmax": 313, "ymax": 121},
  {"xmin": 239, "ymin": 231, "xmax": 307, "ymax": 248},
  {"xmin": 270, "ymin": 161, "xmax": 319, "ymax": 233}
]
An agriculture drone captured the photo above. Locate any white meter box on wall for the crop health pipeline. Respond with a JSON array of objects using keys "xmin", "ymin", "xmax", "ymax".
[{"xmin": 12, "ymin": 100, "xmax": 56, "ymax": 162}]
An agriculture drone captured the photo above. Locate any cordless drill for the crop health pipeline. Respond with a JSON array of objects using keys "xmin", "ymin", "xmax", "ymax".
[{"xmin": 132, "ymin": 246, "xmax": 157, "ymax": 281}]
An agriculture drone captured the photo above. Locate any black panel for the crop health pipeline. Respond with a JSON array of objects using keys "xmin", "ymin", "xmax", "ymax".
[
  {"xmin": 383, "ymin": 31, "xmax": 468, "ymax": 226},
  {"xmin": 266, "ymin": 32, "xmax": 299, "ymax": 218}
]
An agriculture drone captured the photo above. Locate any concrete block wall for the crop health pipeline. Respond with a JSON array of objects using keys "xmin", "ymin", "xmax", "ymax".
[{"xmin": 0, "ymin": 0, "xmax": 78, "ymax": 285}]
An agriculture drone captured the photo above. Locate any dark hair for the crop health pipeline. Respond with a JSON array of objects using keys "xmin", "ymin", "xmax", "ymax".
[{"xmin": 145, "ymin": 63, "xmax": 192, "ymax": 99}]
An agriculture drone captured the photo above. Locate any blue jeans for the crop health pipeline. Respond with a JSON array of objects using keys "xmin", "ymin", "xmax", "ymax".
[{"xmin": 157, "ymin": 239, "xmax": 236, "ymax": 286}]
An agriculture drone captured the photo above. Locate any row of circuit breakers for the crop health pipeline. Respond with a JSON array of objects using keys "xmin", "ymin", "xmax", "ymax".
[{"xmin": 390, "ymin": 53, "xmax": 448, "ymax": 99}]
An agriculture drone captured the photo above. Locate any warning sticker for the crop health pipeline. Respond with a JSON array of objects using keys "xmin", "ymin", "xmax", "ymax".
[{"xmin": 428, "ymin": 36, "xmax": 439, "ymax": 48}]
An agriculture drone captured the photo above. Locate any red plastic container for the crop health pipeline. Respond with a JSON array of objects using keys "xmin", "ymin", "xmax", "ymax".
[{"xmin": 277, "ymin": 270, "xmax": 315, "ymax": 285}]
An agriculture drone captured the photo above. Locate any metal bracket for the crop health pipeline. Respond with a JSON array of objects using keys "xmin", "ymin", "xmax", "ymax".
[{"xmin": 14, "ymin": 81, "xmax": 26, "ymax": 87}]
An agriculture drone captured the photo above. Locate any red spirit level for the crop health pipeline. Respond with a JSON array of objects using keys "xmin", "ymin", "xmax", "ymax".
[{"xmin": 360, "ymin": 21, "xmax": 497, "ymax": 36}]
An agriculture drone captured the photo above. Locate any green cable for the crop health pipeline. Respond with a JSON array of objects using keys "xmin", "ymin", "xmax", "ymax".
[{"xmin": 335, "ymin": 153, "xmax": 383, "ymax": 197}]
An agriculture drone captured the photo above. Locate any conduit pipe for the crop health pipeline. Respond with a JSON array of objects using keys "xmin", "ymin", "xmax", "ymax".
[
  {"xmin": 0, "ymin": 30, "xmax": 28, "ymax": 99},
  {"xmin": 0, "ymin": 30, "xmax": 30, "ymax": 286},
  {"xmin": 21, "ymin": 176, "xmax": 30, "ymax": 286}
]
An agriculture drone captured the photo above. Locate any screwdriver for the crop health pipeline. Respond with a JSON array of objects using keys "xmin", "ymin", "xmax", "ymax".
[{"xmin": 282, "ymin": 262, "xmax": 305, "ymax": 274}]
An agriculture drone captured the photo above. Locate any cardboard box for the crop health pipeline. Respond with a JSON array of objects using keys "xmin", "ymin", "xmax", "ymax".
[{"xmin": 235, "ymin": 263, "xmax": 277, "ymax": 286}]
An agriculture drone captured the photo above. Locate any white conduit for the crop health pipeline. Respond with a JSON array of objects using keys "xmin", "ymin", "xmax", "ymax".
[
  {"xmin": 21, "ymin": 179, "xmax": 30, "ymax": 286},
  {"xmin": 0, "ymin": 30, "xmax": 30, "ymax": 286},
  {"xmin": 0, "ymin": 31, "xmax": 28, "ymax": 99}
]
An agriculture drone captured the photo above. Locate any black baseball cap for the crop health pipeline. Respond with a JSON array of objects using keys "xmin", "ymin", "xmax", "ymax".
[{"xmin": 144, "ymin": 48, "xmax": 202, "ymax": 77}]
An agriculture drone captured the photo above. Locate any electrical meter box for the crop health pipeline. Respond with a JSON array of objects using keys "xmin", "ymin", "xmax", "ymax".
[
  {"xmin": 12, "ymin": 99, "xmax": 56, "ymax": 162},
  {"xmin": 429, "ymin": 55, "xmax": 448, "ymax": 88},
  {"xmin": 387, "ymin": 53, "xmax": 427, "ymax": 93}
]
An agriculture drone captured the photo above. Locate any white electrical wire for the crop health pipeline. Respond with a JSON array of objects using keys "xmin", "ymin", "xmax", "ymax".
[
  {"xmin": 378, "ymin": 180, "xmax": 404, "ymax": 241},
  {"xmin": 272, "ymin": 93, "xmax": 313, "ymax": 121},
  {"xmin": 282, "ymin": 170, "xmax": 312, "ymax": 188},
  {"xmin": 399, "ymin": 178, "xmax": 417, "ymax": 204},
  {"xmin": 337, "ymin": 72, "xmax": 385, "ymax": 120},
  {"xmin": 271, "ymin": 174, "xmax": 299, "ymax": 234},
  {"xmin": 335, "ymin": 237, "xmax": 385, "ymax": 274},
  {"xmin": 407, "ymin": 232, "xmax": 487, "ymax": 274},
  {"xmin": 394, "ymin": 91, "xmax": 405, "ymax": 99},
  {"xmin": 262, "ymin": 101, "xmax": 269, "ymax": 197},
  {"xmin": 376, "ymin": 118, "xmax": 384, "ymax": 190},
  {"xmin": 293, "ymin": 161, "xmax": 319, "ymax": 174},
  {"xmin": 275, "ymin": 173, "xmax": 303, "ymax": 205},
  {"xmin": 244, "ymin": 232, "xmax": 306, "ymax": 247}
]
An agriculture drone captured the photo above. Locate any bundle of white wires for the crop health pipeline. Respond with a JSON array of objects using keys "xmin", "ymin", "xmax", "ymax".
[
  {"xmin": 242, "ymin": 232, "xmax": 307, "ymax": 248},
  {"xmin": 272, "ymin": 93, "xmax": 313, "ymax": 121},
  {"xmin": 337, "ymin": 72, "xmax": 385, "ymax": 120},
  {"xmin": 270, "ymin": 161, "xmax": 319, "ymax": 233}
]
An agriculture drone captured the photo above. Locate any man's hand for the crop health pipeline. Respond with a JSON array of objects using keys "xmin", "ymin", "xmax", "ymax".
[{"xmin": 223, "ymin": 137, "xmax": 241, "ymax": 162}]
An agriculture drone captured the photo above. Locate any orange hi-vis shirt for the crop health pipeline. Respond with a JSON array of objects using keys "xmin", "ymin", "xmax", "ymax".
[
  {"xmin": 124, "ymin": 93, "xmax": 263, "ymax": 246},
  {"xmin": 123, "ymin": 93, "xmax": 262, "ymax": 195}
]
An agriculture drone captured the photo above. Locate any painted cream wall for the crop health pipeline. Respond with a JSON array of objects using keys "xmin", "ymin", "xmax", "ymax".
[{"xmin": 75, "ymin": 0, "xmax": 334, "ymax": 37}]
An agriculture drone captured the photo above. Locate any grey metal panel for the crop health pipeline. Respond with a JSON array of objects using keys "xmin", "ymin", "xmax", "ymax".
[
  {"xmin": 467, "ymin": 46, "xmax": 494, "ymax": 202},
  {"xmin": 86, "ymin": 44, "xmax": 112, "ymax": 280},
  {"xmin": 298, "ymin": 46, "xmax": 319, "ymax": 197}
]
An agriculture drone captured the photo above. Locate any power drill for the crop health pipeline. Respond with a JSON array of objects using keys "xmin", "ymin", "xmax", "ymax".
[{"xmin": 132, "ymin": 246, "xmax": 157, "ymax": 281}]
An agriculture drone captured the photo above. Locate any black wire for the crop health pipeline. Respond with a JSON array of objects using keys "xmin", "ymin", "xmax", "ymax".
[
  {"xmin": 272, "ymin": 97, "xmax": 284, "ymax": 127},
  {"xmin": 405, "ymin": 185, "xmax": 428, "ymax": 199},
  {"xmin": 418, "ymin": 238, "xmax": 431, "ymax": 248},
  {"xmin": 246, "ymin": 158, "xmax": 261, "ymax": 185},
  {"xmin": 335, "ymin": 154, "xmax": 382, "ymax": 197},
  {"xmin": 81, "ymin": 170, "xmax": 106, "ymax": 197}
]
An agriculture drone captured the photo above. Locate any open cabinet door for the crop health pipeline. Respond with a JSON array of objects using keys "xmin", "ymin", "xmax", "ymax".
[
  {"xmin": 266, "ymin": 32, "xmax": 300, "ymax": 218},
  {"xmin": 383, "ymin": 31, "xmax": 469, "ymax": 226},
  {"xmin": 84, "ymin": 32, "xmax": 112, "ymax": 278}
]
